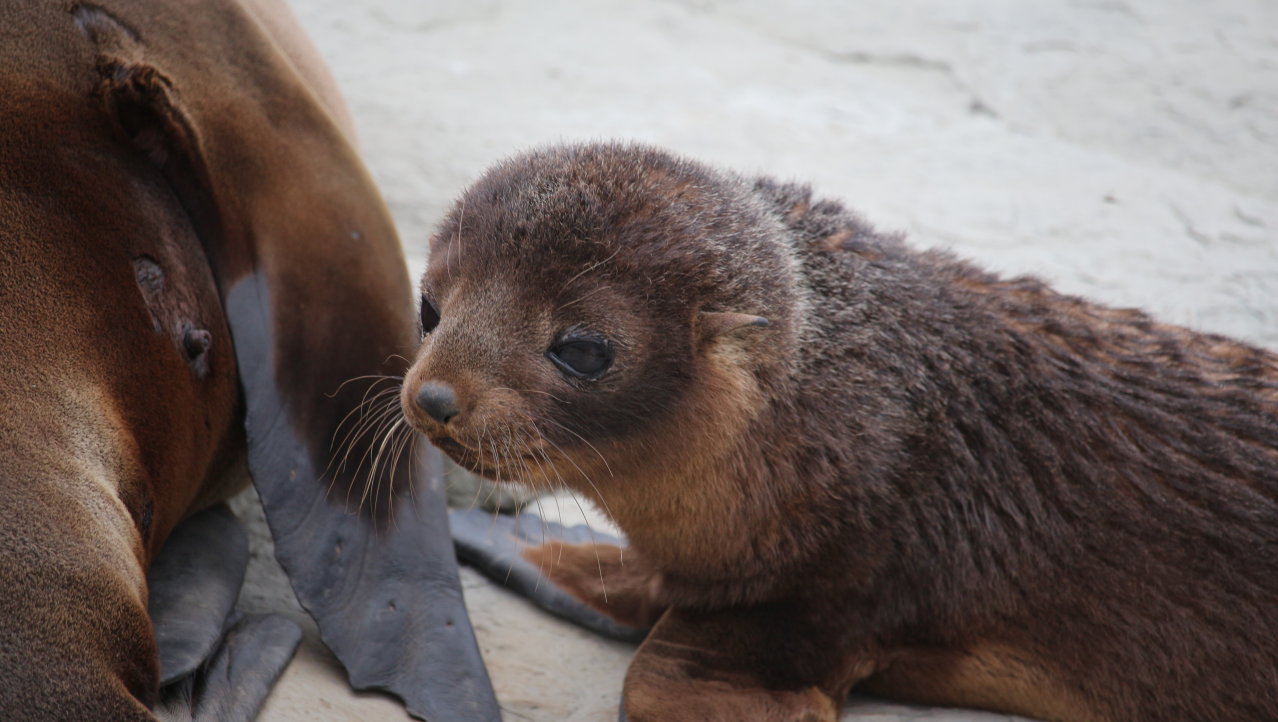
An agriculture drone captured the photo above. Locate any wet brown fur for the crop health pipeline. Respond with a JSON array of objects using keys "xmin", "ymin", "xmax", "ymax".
[
  {"xmin": 1, "ymin": 1, "xmax": 414, "ymax": 717},
  {"xmin": 402, "ymin": 142, "xmax": 1278, "ymax": 721}
]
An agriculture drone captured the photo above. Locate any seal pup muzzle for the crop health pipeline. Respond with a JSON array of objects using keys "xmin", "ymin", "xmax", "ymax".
[{"xmin": 403, "ymin": 142, "xmax": 1278, "ymax": 722}]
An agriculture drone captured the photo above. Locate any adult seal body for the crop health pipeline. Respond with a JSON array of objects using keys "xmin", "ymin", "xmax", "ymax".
[
  {"xmin": 1, "ymin": 1, "xmax": 496, "ymax": 718},
  {"xmin": 402, "ymin": 142, "xmax": 1278, "ymax": 722}
]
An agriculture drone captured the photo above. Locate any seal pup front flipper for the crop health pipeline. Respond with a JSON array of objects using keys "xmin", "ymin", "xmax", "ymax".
[
  {"xmin": 82, "ymin": 1, "xmax": 498, "ymax": 718},
  {"xmin": 450, "ymin": 509, "xmax": 654, "ymax": 641}
]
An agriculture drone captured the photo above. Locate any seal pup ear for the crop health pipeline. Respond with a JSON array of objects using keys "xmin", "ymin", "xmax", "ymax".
[{"xmin": 698, "ymin": 311, "xmax": 770, "ymax": 344}]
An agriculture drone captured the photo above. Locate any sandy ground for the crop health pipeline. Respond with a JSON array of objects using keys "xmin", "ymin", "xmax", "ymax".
[{"xmin": 233, "ymin": 0, "xmax": 1278, "ymax": 720}]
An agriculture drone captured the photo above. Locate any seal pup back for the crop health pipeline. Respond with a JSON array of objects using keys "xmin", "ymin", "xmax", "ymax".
[{"xmin": 401, "ymin": 142, "xmax": 1278, "ymax": 722}]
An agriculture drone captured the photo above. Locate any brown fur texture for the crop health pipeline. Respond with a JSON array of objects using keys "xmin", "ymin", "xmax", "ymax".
[
  {"xmin": 0, "ymin": 0, "xmax": 457, "ymax": 718},
  {"xmin": 402, "ymin": 142, "xmax": 1278, "ymax": 722}
]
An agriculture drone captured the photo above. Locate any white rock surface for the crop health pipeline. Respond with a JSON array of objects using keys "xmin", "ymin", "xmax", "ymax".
[{"xmin": 237, "ymin": 0, "xmax": 1278, "ymax": 720}]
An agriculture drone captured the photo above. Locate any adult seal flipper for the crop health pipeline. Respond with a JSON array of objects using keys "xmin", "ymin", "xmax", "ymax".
[
  {"xmin": 156, "ymin": 614, "xmax": 304, "ymax": 722},
  {"xmin": 75, "ymin": 1, "xmax": 496, "ymax": 718},
  {"xmin": 147, "ymin": 504, "xmax": 251, "ymax": 686},
  {"xmin": 149, "ymin": 505, "xmax": 303, "ymax": 720}
]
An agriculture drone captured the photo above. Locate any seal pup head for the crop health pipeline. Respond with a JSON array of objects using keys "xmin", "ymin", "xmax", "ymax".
[{"xmin": 401, "ymin": 143, "xmax": 803, "ymax": 515}]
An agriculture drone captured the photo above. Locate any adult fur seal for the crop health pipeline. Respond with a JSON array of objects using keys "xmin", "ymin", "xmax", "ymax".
[
  {"xmin": 403, "ymin": 142, "xmax": 1278, "ymax": 722},
  {"xmin": 0, "ymin": 1, "xmax": 496, "ymax": 718}
]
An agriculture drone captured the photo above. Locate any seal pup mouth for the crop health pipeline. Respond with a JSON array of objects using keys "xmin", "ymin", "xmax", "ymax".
[
  {"xmin": 430, "ymin": 435, "xmax": 472, "ymax": 457},
  {"xmin": 429, "ymin": 434, "xmax": 551, "ymax": 481},
  {"xmin": 429, "ymin": 436, "xmax": 486, "ymax": 473}
]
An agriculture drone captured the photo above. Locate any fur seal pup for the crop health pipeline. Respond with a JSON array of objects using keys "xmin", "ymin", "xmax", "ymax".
[
  {"xmin": 402, "ymin": 142, "xmax": 1278, "ymax": 722},
  {"xmin": 1, "ymin": 1, "xmax": 496, "ymax": 718}
]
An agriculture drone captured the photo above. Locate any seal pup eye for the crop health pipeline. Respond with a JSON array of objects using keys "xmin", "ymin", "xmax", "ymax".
[
  {"xmin": 547, "ymin": 334, "xmax": 613, "ymax": 380},
  {"xmin": 420, "ymin": 294, "xmax": 441, "ymax": 335}
]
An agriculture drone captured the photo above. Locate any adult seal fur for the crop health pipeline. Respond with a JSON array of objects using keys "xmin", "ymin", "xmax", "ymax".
[
  {"xmin": 0, "ymin": 1, "xmax": 497, "ymax": 718},
  {"xmin": 404, "ymin": 142, "xmax": 1278, "ymax": 722}
]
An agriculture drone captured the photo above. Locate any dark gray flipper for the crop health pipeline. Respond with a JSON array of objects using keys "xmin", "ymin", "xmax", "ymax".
[
  {"xmin": 149, "ymin": 504, "xmax": 302, "ymax": 721},
  {"xmin": 450, "ymin": 508, "xmax": 649, "ymax": 643},
  {"xmin": 236, "ymin": 370, "xmax": 500, "ymax": 721},
  {"xmin": 156, "ymin": 613, "xmax": 302, "ymax": 721},
  {"xmin": 147, "ymin": 504, "xmax": 247, "ymax": 686}
]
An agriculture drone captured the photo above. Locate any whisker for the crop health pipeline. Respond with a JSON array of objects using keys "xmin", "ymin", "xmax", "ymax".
[
  {"xmin": 373, "ymin": 420, "xmax": 412, "ymax": 531},
  {"xmin": 527, "ymin": 423, "xmax": 608, "ymax": 602},
  {"xmin": 371, "ymin": 418, "xmax": 412, "ymax": 531},
  {"xmin": 517, "ymin": 444, "xmax": 548, "ymax": 553},
  {"xmin": 445, "ymin": 198, "xmax": 466, "ymax": 285},
  {"xmin": 481, "ymin": 426, "xmax": 505, "ymax": 515},
  {"xmin": 341, "ymin": 395, "xmax": 401, "ymax": 482},
  {"xmin": 511, "ymin": 437, "xmax": 551, "ymax": 591},
  {"xmin": 327, "ymin": 383, "xmax": 400, "ymax": 462},
  {"xmin": 361, "ymin": 416, "xmax": 401, "ymax": 522},
  {"xmin": 491, "ymin": 385, "xmax": 570, "ymax": 405},
  {"xmin": 541, "ymin": 417, "xmax": 616, "ymax": 479},
  {"xmin": 456, "ymin": 198, "xmax": 466, "ymax": 266},
  {"xmin": 393, "ymin": 416, "xmax": 419, "ymax": 500},
  {"xmin": 561, "ymin": 246, "xmax": 621, "ymax": 290},
  {"xmin": 476, "ymin": 421, "xmax": 503, "ymax": 511},
  {"xmin": 386, "ymin": 420, "xmax": 417, "ymax": 530},
  {"xmin": 533, "ymin": 420, "xmax": 617, "ymax": 522},
  {"xmin": 325, "ymin": 382, "xmax": 403, "ymax": 506},
  {"xmin": 326, "ymin": 389, "xmax": 402, "ymax": 504},
  {"xmin": 324, "ymin": 373, "xmax": 403, "ymax": 399},
  {"xmin": 349, "ymin": 399, "xmax": 406, "ymax": 512},
  {"xmin": 328, "ymin": 384, "xmax": 400, "ymax": 456},
  {"xmin": 556, "ymin": 284, "xmax": 612, "ymax": 313},
  {"xmin": 498, "ymin": 431, "xmax": 525, "ymax": 587}
]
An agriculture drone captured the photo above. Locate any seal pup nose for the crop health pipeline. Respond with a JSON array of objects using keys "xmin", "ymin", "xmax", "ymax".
[{"xmin": 415, "ymin": 381, "xmax": 460, "ymax": 424}]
